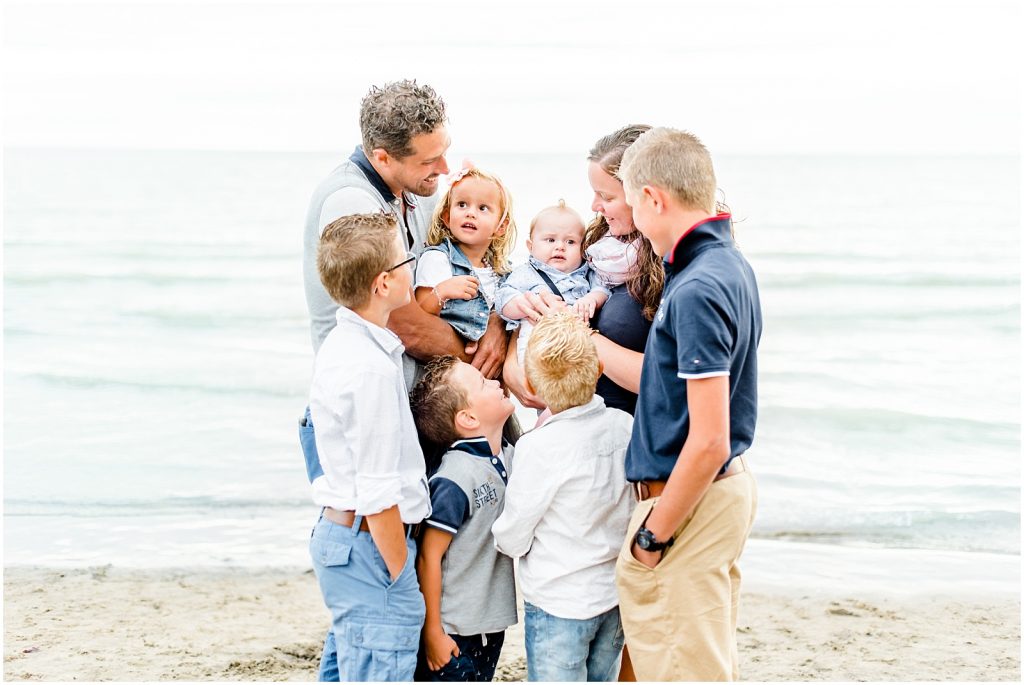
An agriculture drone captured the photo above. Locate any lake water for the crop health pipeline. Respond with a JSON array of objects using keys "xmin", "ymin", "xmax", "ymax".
[{"xmin": 3, "ymin": 148, "xmax": 1019, "ymax": 586}]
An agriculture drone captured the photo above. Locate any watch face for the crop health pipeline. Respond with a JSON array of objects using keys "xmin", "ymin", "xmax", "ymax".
[{"xmin": 636, "ymin": 529, "xmax": 653, "ymax": 550}]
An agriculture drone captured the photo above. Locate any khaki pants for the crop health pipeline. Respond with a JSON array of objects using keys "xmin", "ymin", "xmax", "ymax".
[{"xmin": 615, "ymin": 470, "xmax": 757, "ymax": 681}]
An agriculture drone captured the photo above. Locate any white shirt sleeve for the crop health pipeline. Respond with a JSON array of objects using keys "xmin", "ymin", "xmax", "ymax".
[
  {"xmin": 491, "ymin": 437, "xmax": 562, "ymax": 558},
  {"xmin": 312, "ymin": 366, "xmax": 406, "ymax": 516},
  {"xmin": 415, "ymin": 250, "xmax": 455, "ymax": 289},
  {"xmin": 318, "ymin": 187, "xmax": 382, "ymax": 236}
]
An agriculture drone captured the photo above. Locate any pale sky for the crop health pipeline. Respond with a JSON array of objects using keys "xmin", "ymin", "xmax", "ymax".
[{"xmin": 3, "ymin": 0, "xmax": 1021, "ymax": 154}]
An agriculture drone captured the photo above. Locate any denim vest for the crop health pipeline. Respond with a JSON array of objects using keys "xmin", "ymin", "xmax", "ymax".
[{"xmin": 423, "ymin": 239, "xmax": 493, "ymax": 341}]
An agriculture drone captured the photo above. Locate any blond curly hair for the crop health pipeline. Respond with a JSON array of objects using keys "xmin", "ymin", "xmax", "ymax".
[{"xmin": 426, "ymin": 168, "xmax": 516, "ymax": 276}]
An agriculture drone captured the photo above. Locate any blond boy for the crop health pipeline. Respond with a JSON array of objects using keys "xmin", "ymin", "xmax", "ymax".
[
  {"xmin": 615, "ymin": 127, "xmax": 762, "ymax": 681},
  {"xmin": 409, "ymin": 356, "xmax": 518, "ymax": 681},
  {"xmin": 491, "ymin": 312, "xmax": 633, "ymax": 681},
  {"xmin": 307, "ymin": 212, "xmax": 428, "ymax": 682}
]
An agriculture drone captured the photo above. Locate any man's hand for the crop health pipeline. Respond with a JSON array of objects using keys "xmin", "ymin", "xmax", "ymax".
[
  {"xmin": 424, "ymin": 627, "xmax": 460, "ymax": 671},
  {"xmin": 470, "ymin": 313, "xmax": 508, "ymax": 379}
]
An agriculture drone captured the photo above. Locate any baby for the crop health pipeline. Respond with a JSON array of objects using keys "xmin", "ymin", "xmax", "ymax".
[{"xmin": 494, "ymin": 201, "xmax": 609, "ymax": 363}]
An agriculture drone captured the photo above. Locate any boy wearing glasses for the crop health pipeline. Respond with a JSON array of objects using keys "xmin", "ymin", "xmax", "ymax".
[{"xmin": 307, "ymin": 212, "xmax": 430, "ymax": 682}]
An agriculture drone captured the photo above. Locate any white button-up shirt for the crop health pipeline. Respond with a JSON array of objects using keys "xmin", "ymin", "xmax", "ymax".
[
  {"xmin": 491, "ymin": 395, "xmax": 633, "ymax": 619},
  {"xmin": 309, "ymin": 306, "xmax": 430, "ymax": 523}
]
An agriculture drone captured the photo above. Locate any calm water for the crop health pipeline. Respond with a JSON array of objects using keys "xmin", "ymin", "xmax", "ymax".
[{"xmin": 3, "ymin": 148, "xmax": 1020, "ymax": 570}]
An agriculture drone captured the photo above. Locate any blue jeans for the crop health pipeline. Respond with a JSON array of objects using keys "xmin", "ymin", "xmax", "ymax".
[
  {"xmin": 524, "ymin": 602, "xmax": 624, "ymax": 682},
  {"xmin": 309, "ymin": 512, "xmax": 424, "ymax": 682},
  {"xmin": 300, "ymin": 407, "xmax": 338, "ymax": 680}
]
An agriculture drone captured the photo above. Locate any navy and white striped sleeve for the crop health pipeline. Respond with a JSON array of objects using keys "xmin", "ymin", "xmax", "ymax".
[
  {"xmin": 673, "ymin": 280, "xmax": 734, "ymax": 379},
  {"xmin": 424, "ymin": 477, "xmax": 469, "ymax": 535}
]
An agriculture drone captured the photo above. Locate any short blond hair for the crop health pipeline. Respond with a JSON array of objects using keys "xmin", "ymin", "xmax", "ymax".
[
  {"xmin": 317, "ymin": 213, "xmax": 398, "ymax": 309},
  {"xmin": 529, "ymin": 199, "xmax": 584, "ymax": 238},
  {"xmin": 427, "ymin": 168, "xmax": 517, "ymax": 275},
  {"xmin": 525, "ymin": 312, "xmax": 600, "ymax": 413},
  {"xmin": 619, "ymin": 127, "xmax": 716, "ymax": 213}
]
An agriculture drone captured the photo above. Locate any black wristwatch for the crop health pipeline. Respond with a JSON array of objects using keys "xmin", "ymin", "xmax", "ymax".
[{"xmin": 634, "ymin": 513, "xmax": 675, "ymax": 553}]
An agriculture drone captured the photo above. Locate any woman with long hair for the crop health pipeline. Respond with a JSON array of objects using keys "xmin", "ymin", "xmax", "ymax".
[{"xmin": 504, "ymin": 124, "xmax": 662, "ymax": 416}]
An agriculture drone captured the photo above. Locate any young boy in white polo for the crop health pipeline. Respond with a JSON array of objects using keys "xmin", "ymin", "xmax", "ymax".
[
  {"xmin": 409, "ymin": 355, "xmax": 518, "ymax": 681},
  {"xmin": 492, "ymin": 311, "xmax": 633, "ymax": 682},
  {"xmin": 307, "ymin": 212, "xmax": 429, "ymax": 682},
  {"xmin": 615, "ymin": 127, "xmax": 762, "ymax": 681}
]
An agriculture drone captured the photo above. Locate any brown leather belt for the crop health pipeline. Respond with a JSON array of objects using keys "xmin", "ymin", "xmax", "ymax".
[
  {"xmin": 634, "ymin": 456, "xmax": 747, "ymax": 502},
  {"xmin": 322, "ymin": 507, "xmax": 421, "ymax": 538}
]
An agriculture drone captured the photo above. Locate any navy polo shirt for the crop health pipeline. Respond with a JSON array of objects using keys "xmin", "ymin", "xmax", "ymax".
[{"xmin": 625, "ymin": 214, "xmax": 762, "ymax": 482}]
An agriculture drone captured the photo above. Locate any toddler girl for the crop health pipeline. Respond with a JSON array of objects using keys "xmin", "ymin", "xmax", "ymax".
[
  {"xmin": 415, "ymin": 168, "xmax": 517, "ymax": 346},
  {"xmin": 494, "ymin": 200, "xmax": 611, "ymax": 364}
]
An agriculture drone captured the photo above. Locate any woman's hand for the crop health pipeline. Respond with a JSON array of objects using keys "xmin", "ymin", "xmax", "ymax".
[
  {"xmin": 434, "ymin": 276, "xmax": 479, "ymax": 303},
  {"xmin": 502, "ymin": 330, "xmax": 545, "ymax": 410},
  {"xmin": 530, "ymin": 291, "xmax": 568, "ymax": 315}
]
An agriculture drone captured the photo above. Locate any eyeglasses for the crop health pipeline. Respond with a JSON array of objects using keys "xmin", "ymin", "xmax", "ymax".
[{"xmin": 386, "ymin": 251, "xmax": 416, "ymax": 272}]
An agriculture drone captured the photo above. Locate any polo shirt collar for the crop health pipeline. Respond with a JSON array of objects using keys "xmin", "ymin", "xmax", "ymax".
[
  {"xmin": 349, "ymin": 147, "xmax": 418, "ymax": 209},
  {"xmin": 450, "ymin": 436, "xmax": 501, "ymax": 458},
  {"xmin": 542, "ymin": 395, "xmax": 606, "ymax": 426},
  {"xmin": 334, "ymin": 305, "xmax": 404, "ymax": 356},
  {"xmin": 665, "ymin": 213, "xmax": 733, "ymax": 272}
]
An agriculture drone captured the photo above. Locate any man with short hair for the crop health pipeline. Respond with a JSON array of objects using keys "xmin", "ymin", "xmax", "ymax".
[
  {"xmin": 614, "ymin": 127, "xmax": 762, "ymax": 681},
  {"xmin": 300, "ymin": 80, "xmax": 509, "ymax": 682},
  {"xmin": 302, "ymin": 80, "xmax": 507, "ymax": 377}
]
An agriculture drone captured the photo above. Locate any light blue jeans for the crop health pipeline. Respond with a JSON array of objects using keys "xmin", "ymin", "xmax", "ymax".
[
  {"xmin": 299, "ymin": 408, "xmax": 339, "ymax": 681},
  {"xmin": 524, "ymin": 602, "xmax": 624, "ymax": 682},
  {"xmin": 309, "ymin": 511, "xmax": 424, "ymax": 682}
]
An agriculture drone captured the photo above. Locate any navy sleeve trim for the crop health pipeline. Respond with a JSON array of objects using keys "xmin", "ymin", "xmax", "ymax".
[{"xmin": 425, "ymin": 477, "xmax": 469, "ymax": 533}]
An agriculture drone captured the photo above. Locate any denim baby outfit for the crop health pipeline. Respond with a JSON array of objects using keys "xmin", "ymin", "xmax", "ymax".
[
  {"xmin": 422, "ymin": 239, "xmax": 494, "ymax": 341},
  {"xmin": 495, "ymin": 257, "xmax": 610, "ymax": 363},
  {"xmin": 494, "ymin": 257, "xmax": 608, "ymax": 328}
]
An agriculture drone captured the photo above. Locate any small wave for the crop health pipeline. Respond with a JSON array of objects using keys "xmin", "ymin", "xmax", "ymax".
[
  {"xmin": 753, "ymin": 509, "xmax": 1021, "ymax": 554},
  {"xmin": 18, "ymin": 372, "xmax": 301, "ymax": 398},
  {"xmin": 760, "ymin": 272, "xmax": 1019, "ymax": 289},
  {"xmin": 4, "ymin": 495, "xmax": 311, "ymax": 517},
  {"xmin": 5, "ymin": 272, "xmax": 294, "ymax": 287},
  {"xmin": 760, "ymin": 404, "xmax": 1019, "ymax": 437}
]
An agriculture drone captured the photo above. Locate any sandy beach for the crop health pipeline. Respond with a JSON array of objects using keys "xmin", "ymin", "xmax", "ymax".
[{"xmin": 3, "ymin": 565, "xmax": 1018, "ymax": 681}]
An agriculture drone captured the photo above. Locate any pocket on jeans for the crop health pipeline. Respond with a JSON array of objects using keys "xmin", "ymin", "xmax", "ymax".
[
  {"xmin": 371, "ymin": 541, "xmax": 415, "ymax": 588},
  {"xmin": 311, "ymin": 538, "xmax": 352, "ymax": 568},
  {"xmin": 340, "ymin": 622, "xmax": 420, "ymax": 681}
]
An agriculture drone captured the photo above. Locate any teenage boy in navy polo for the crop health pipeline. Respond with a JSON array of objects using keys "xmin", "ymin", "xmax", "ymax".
[
  {"xmin": 614, "ymin": 127, "xmax": 762, "ymax": 682},
  {"xmin": 308, "ymin": 212, "xmax": 429, "ymax": 682},
  {"xmin": 409, "ymin": 355, "xmax": 517, "ymax": 682}
]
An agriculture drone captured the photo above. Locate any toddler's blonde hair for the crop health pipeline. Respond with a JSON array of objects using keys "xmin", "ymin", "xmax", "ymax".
[
  {"xmin": 529, "ymin": 199, "xmax": 584, "ymax": 238},
  {"xmin": 525, "ymin": 311, "xmax": 600, "ymax": 414},
  {"xmin": 427, "ymin": 168, "xmax": 516, "ymax": 275}
]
